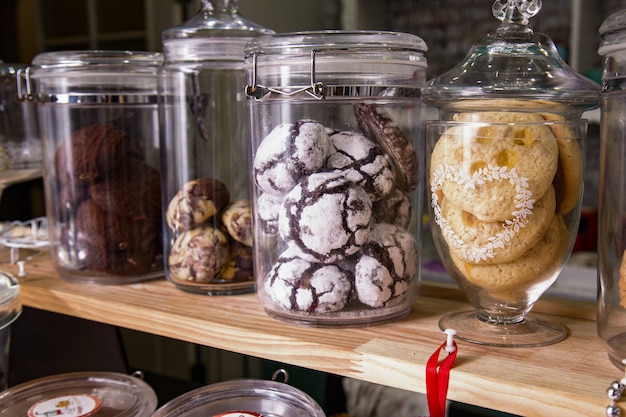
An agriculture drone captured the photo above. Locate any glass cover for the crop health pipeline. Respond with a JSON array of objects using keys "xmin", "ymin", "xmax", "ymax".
[
  {"xmin": 162, "ymin": 0, "xmax": 274, "ymax": 62},
  {"xmin": 423, "ymin": 0, "xmax": 599, "ymax": 115},
  {"xmin": 599, "ymin": 9, "xmax": 626, "ymax": 55},
  {"xmin": 152, "ymin": 379, "xmax": 325, "ymax": 417},
  {"xmin": 0, "ymin": 372, "xmax": 158, "ymax": 417}
]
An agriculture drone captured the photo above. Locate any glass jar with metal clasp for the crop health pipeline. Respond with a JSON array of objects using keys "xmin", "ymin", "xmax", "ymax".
[
  {"xmin": 20, "ymin": 50, "xmax": 164, "ymax": 284},
  {"xmin": 245, "ymin": 31, "xmax": 428, "ymax": 327}
]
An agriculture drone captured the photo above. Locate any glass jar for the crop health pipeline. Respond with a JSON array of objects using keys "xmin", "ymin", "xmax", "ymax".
[
  {"xmin": 245, "ymin": 31, "xmax": 427, "ymax": 326},
  {"xmin": 598, "ymin": 9, "xmax": 626, "ymax": 369},
  {"xmin": 23, "ymin": 51, "xmax": 164, "ymax": 284},
  {"xmin": 152, "ymin": 375, "xmax": 325, "ymax": 417},
  {"xmin": 0, "ymin": 371, "xmax": 157, "ymax": 417},
  {"xmin": 159, "ymin": 0, "xmax": 273, "ymax": 295},
  {"xmin": 0, "ymin": 271, "xmax": 20, "ymax": 391},
  {"xmin": 422, "ymin": 0, "xmax": 599, "ymax": 347},
  {"xmin": 0, "ymin": 62, "xmax": 41, "ymax": 176}
]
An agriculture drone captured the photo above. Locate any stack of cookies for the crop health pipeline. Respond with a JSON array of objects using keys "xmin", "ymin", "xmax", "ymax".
[
  {"xmin": 165, "ymin": 178, "xmax": 254, "ymax": 287},
  {"xmin": 429, "ymin": 112, "xmax": 581, "ymax": 297},
  {"xmin": 52, "ymin": 123, "xmax": 163, "ymax": 278},
  {"xmin": 253, "ymin": 103, "xmax": 419, "ymax": 315}
]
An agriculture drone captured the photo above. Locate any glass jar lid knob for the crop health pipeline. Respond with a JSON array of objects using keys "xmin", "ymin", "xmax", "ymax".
[{"xmin": 492, "ymin": 0, "xmax": 541, "ymax": 27}]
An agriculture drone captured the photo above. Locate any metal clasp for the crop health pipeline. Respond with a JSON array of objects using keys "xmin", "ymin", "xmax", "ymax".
[
  {"xmin": 245, "ymin": 50, "xmax": 327, "ymax": 100},
  {"xmin": 15, "ymin": 67, "xmax": 32, "ymax": 102}
]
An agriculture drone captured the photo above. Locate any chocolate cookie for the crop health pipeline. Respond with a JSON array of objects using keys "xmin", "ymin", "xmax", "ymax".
[
  {"xmin": 355, "ymin": 223, "xmax": 417, "ymax": 307},
  {"xmin": 326, "ymin": 130, "xmax": 395, "ymax": 202},
  {"xmin": 75, "ymin": 199, "xmax": 137, "ymax": 251},
  {"xmin": 54, "ymin": 123, "xmax": 131, "ymax": 186},
  {"xmin": 353, "ymin": 102, "xmax": 417, "ymax": 192},
  {"xmin": 372, "ymin": 188, "xmax": 412, "ymax": 230},
  {"xmin": 264, "ymin": 250, "xmax": 354, "ymax": 313},
  {"xmin": 278, "ymin": 170, "xmax": 372, "ymax": 263},
  {"xmin": 166, "ymin": 178, "xmax": 230, "ymax": 232},
  {"xmin": 90, "ymin": 160, "xmax": 162, "ymax": 219},
  {"xmin": 257, "ymin": 192, "xmax": 282, "ymax": 235},
  {"xmin": 253, "ymin": 119, "xmax": 331, "ymax": 196},
  {"xmin": 74, "ymin": 238, "xmax": 160, "ymax": 276}
]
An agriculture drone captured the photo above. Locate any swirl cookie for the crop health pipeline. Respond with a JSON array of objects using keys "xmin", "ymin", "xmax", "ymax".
[
  {"xmin": 166, "ymin": 178, "xmax": 230, "ymax": 232},
  {"xmin": 430, "ymin": 112, "xmax": 559, "ymax": 222},
  {"xmin": 168, "ymin": 225, "xmax": 230, "ymax": 283},
  {"xmin": 440, "ymin": 186, "xmax": 556, "ymax": 264},
  {"xmin": 221, "ymin": 199, "xmax": 253, "ymax": 247},
  {"xmin": 450, "ymin": 214, "xmax": 570, "ymax": 294}
]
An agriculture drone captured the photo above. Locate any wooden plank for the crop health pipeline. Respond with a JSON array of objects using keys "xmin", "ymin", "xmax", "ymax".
[{"xmin": 7, "ymin": 256, "xmax": 618, "ymax": 416}]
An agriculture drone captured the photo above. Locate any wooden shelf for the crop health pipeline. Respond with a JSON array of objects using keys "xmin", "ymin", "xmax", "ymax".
[{"xmin": 6, "ymin": 255, "xmax": 617, "ymax": 417}]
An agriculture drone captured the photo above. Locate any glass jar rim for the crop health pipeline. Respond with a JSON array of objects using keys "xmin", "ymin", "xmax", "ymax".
[
  {"xmin": 31, "ymin": 50, "xmax": 163, "ymax": 69},
  {"xmin": 245, "ymin": 30, "xmax": 428, "ymax": 56},
  {"xmin": 599, "ymin": 10, "xmax": 626, "ymax": 56}
]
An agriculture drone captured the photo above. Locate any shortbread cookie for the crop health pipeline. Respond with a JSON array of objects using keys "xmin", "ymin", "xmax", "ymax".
[
  {"xmin": 541, "ymin": 113, "xmax": 583, "ymax": 215},
  {"xmin": 253, "ymin": 119, "xmax": 331, "ymax": 196},
  {"xmin": 440, "ymin": 186, "xmax": 556, "ymax": 264},
  {"xmin": 430, "ymin": 113, "xmax": 559, "ymax": 221},
  {"xmin": 450, "ymin": 214, "xmax": 569, "ymax": 293},
  {"xmin": 618, "ymin": 249, "xmax": 626, "ymax": 309}
]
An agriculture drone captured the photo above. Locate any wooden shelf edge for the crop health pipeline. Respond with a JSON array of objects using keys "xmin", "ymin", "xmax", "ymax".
[{"xmin": 5, "ymin": 256, "xmax": 617, "ymax": 417}]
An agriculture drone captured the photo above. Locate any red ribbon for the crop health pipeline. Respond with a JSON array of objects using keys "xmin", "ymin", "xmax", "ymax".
[{"xmin": 426, "ymin": 340, "xmax": 458, "ymax": 417}]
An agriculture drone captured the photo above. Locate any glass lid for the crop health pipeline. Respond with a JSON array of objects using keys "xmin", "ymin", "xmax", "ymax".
[
  {"xmin": 152, "ymin": 378, "xmax": 326, "ymax": 417},
  {"xmin": 422, "ymin": 0, "xmax": 600, "ymax": 114},
  {"xmin": 162, "ymin": 0, "xmax": 274, "ymax": 61},
  {"xmin": 0, "ymin": 372, "xmax": 158, "ymax": 417},
  {"xmin": 599, "ymin": 9, "xmax": 626, "ymax": 55}
]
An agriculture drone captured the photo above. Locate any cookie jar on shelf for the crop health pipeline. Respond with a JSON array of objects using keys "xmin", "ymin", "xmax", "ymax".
[
  {"xmin": 597, "ymin": 9, "xmax": 626, "ymax": 369},
  {"xmin": 245, "ymin": 31, "xmax": 428, "ymax": 326},
  {"xmin": 0, "ymin": 271, "xmax": 20, "ymax": 391},
  {"xmin": 21, "ymin": 51, "xmax": 164, "ymax": 284},
  {"xmin": 159, "ymin": 0, "xmax": 273, "ymax": 295},
  {"xmin": 0, "ymin": 62, "xmax": 42, "ymax": 180},
  {"xmin": 421, "ymin": 0, "xmax": 599, "ymax": 347}
]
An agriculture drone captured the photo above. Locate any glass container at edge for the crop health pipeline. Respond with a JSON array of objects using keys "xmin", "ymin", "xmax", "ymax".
[
  {"xmin": 159, "ymin": 0, "xmax": 274, "ymax": 295},
  {"xmin": 421, "ymin": 0, "xmax": 599, "ymax": 347},
  {"xmin": 597, "ymin": 8, "xmax": 626, "ymax": 370}
]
